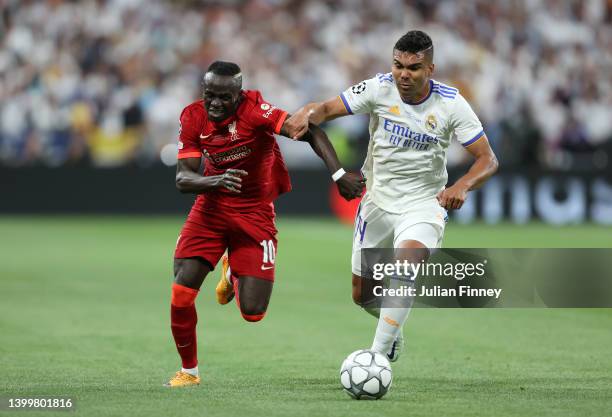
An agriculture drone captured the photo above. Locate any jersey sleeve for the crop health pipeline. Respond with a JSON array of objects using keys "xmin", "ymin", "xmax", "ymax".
[
  {"xmin": 451, "ymin": 94, "xmax": 485, "ymax": 147},
  {"xmin": 250, "ymin": 95, "xmax": 288, "ymax": 135},
  {"xmin": 339, "ymin": 75, "xmax": 381, "ymax": 115},
  {"xmin": 177, "ymin": 106, "xmax": 202, "ymax": 159}
]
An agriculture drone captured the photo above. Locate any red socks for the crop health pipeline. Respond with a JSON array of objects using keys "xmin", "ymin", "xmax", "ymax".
[{"xmin": 170, "ymin": 283, "xmax": 199, "ymax": 369}]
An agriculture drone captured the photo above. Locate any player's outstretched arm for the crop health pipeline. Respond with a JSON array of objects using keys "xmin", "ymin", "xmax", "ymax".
[
  {"xmin": 280, "ymin": 121, "xmax": 364, "ymax": 201},
  {"xmin": 175, "ymin": 157, "xmax": 248, "ymax": 194},
  {"xmin": 284, "ymin": 96, "xmax": 350, "ymax": 139},
  {"xmin": 437, "ymin": 135, "xmax": 499, "ymax": 210}
]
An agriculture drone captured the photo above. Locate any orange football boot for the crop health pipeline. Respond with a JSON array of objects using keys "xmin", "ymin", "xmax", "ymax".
[
  {"xmin": 164, "ymin": 371, "xmax": 201, "ymax": 388},
  {"xmin": 215, "ymin": 254, "xmax": 235, "ymax": 305}
]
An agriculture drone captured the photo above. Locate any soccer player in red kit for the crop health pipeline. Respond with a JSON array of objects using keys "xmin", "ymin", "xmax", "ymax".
[{"xmin": 165, "ymin": 61, "xmax": 364, "ymax": 387}]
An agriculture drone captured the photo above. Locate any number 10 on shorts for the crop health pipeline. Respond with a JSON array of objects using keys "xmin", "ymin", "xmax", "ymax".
[{"xmin": 260, "ymin": 240, "xmax": 276, "ymax": 265}]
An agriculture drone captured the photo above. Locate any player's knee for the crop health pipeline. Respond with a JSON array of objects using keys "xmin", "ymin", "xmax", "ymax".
[
  {"xmin": 241, "ymin": 311, "xmax": 266, "ymax": 322},
  {"xmin": 352, "ymin": 275, "xmax": 379, "ymax": 308},
  {"xmin": 352, "ymin": 274, "xmax": 365, "ymax": 306},
  {"xmin": 239, "ymin": 301, "xmax": 267, "ymax": 322},
  {"xmin": 240, "ymin": 304, "xmax": 267, "ymax": 322}
]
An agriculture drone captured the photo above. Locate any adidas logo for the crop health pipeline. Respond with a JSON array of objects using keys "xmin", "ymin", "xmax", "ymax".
[{"xmin": 388, "ymin": 105, "xmax": 400, "ymax": 115}]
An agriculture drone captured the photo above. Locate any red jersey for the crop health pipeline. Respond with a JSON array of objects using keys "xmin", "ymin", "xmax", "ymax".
[{"xmin": 177, "ymin": 90, "xmax": 291, "ymax": 212}]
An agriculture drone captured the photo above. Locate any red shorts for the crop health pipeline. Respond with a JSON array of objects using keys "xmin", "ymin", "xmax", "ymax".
[{"xmin": 174, "ymin": 204, "xmax": 278, "ymax": 281}]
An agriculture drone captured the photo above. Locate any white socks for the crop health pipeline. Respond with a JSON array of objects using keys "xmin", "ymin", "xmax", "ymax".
[
  {"xmin": 371, "ymin": 274, "xmax": 414, "ymax": 354},
  {"xmin": 182, "ymin": 366, "xmax": 199, "ymax": 377},
  {"xmin": 371, "ymin": 306, "xmax": 411, "ymax": 354}
]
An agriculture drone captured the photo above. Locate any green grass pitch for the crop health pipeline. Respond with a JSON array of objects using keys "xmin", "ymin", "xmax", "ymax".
[{"xmin": 1, "ymin": 217, "xmax": 611, "ymax": 417}]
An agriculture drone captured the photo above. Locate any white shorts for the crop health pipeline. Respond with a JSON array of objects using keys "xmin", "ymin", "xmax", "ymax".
[{"xmin": 351, "ymin": 193, "xmax": 447, "ymax": 276}]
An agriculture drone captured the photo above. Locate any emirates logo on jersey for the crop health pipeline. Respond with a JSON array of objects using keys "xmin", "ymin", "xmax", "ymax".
[{"xmin": 383, "ymin": 117, "xmax": 439, "ymax": 151}]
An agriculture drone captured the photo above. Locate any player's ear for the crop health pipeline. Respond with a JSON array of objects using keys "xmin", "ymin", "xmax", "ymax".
[
  {"xmin": 232, "ymin": 89, "xmax": 243, "ymax": 107},
  {"xmin": 428, "ymin": 63, "xmax": 435, "ymax": 77}
]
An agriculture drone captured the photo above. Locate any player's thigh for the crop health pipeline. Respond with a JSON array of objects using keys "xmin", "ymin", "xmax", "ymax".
[
  {"xmin": 351, "ymin": 194, "xmax": 395, "ymax": 277},
  {"xmin": 174, "ymin": 210, "xmax": 228, "ymax": 288},
  {"xmin": 394, "ymin": 222, "xmax": 443, "ymax": 264},
  {"xmin": 229, "ymin": 208, "xmax": 278, "ymax": 281},
  {"xmin": 173, "ymin": 257, "xmax": 212, "ymax": 289},
  {"xmin": 393, "ymin": 201, "xmax": 446, "ymax": 250},
  {"xmin": 235, "ymin": 276, "xmax": 274, "ymax": 315}
]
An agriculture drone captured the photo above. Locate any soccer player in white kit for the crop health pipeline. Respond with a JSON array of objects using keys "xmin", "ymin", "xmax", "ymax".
[{"xmin": 285, "ymin": 31, "xmax": 498, "ymax": 361}]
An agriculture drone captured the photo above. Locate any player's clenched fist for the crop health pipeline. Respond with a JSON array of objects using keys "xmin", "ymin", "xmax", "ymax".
[
  {"xmin": 336, "ymin": 172, "xmax": 366, "ymax": 201},
  {"xmin": 214, "ymin": 169, "xmax": 248, "ymax": 193},
  {"xmin": 284, "ymin": 108, "xmax": 311, "ymax": 140},
  {"xmin": 437, "ymin": 183, "xmax": 468, "ymax": 210}
]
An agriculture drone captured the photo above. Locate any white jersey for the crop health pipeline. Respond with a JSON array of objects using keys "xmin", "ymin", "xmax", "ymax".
[{"xmin": 340, "ymin": 73, "xmax": 484, "ymax": 214}]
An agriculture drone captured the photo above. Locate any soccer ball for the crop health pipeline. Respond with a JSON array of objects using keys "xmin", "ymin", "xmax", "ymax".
[{"xmin": 339, "ymin": 349, "xmax": 392, "ymax": 400}]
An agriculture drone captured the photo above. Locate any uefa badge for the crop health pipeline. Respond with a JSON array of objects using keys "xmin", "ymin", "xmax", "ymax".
[{"xmin": 351, "ymin": 81, "xmax": 367, "ymax": 95}]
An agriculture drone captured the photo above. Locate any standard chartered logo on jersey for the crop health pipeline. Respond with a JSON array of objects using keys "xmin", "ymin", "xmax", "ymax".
[{"xmin": 382, "ymin": 118, "xmax": 439, "ymax": 151}]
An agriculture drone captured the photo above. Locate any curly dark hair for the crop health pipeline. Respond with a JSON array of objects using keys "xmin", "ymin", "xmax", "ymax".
[
  {"xmin": 394, "ymin": 30, "xmax": 433, "ymax": 59},
  {"xmin": 206, "ymin": 61, "xmax": 241, "ymax": 77}
]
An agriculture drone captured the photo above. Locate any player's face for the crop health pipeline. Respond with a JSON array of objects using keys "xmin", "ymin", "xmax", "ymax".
[
  {"xmin": 391, "ymin": 49, "xmax": 434, "ymax": 100},
  {"xmin": 203, "ymin": 73, "xmax": 242, "ymax": 122}
]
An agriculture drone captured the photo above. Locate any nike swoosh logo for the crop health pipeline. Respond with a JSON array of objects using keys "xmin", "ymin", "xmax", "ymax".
[
  {"xmin": 177, "ymin": 343, "xmax": 191, "ymax": 348},
  {"xmin": 387, "ymin": 343, "xmax": 396, "ymax": 360},
  {"xmin": 261, "ymin": 265, "xmax": 274, "ymax": 270},
  {"xmin": 200, "ymin": 133, "xmax": 212, "ymax": 139}
]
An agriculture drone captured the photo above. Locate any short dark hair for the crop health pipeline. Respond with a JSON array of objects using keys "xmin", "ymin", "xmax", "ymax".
[
  {"xmin": 394, "ymin": 30, "xmax": 433, "ymax": 58},
  {"xmin": 206, "ymin": 61, "xmax": 241, "ymax": 77}
]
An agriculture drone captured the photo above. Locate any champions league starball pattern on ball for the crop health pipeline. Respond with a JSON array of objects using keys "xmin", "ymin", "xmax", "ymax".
[{"xmin": 340, "ymin": 349, "xmax": 392, "ymax": 400}]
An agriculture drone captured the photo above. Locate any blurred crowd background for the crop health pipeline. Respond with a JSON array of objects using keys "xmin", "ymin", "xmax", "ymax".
[{"xmin": 1, "ymin": 0, "xmax": 611, "ymax": 170}]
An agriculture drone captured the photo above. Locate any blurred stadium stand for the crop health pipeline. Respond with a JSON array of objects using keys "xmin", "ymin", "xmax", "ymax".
[{"xmin": 0, "ymin": 0, "xmax": 610, "ymax": 222}]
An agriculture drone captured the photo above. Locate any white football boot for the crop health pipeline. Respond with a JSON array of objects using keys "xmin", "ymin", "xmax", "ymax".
[{"xmin": 386, "ymin": 329, "xmax": 404, "ymax": 362}]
